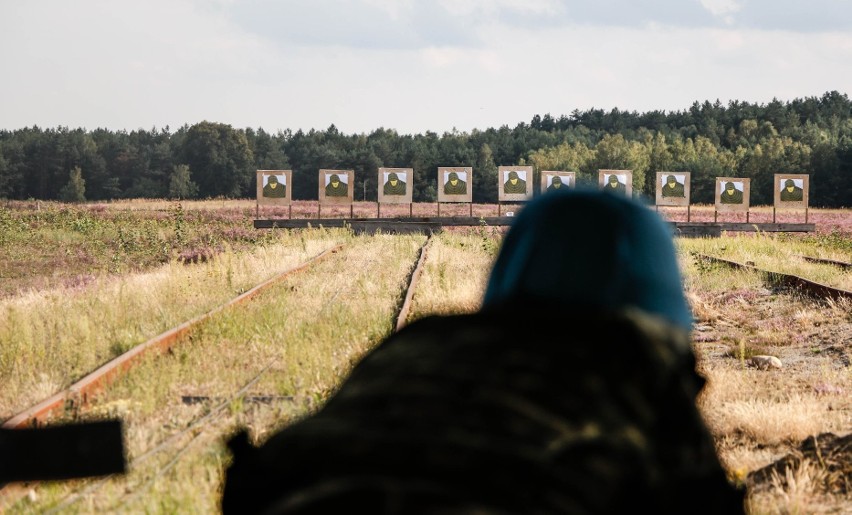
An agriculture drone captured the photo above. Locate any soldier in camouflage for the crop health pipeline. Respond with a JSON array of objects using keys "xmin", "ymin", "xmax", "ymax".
[
  {"xmin": 222, "ymin": 190, "xmax": 746, "ymax": 515},
  {"xmin": 383, "ymin": 172, "xmax": 407, "ymax": 196}
]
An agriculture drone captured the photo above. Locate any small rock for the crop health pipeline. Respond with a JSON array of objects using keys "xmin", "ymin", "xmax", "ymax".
[{"xmin": 750, "ymin": 355, "xmax": 783, "ymax": 370}]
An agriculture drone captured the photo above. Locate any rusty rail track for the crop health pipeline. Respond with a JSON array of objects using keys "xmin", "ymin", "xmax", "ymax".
[
  {"xmin": 394, "ymin": 234, "xmax": 433, "ymax": 331},
  {"xmin": 42, "ymin": 363, "xmax": 276, "ymax": 515},
  {"xmin": 2, "ymin": 244, "xmax": 344, "ymax": 432},
  {"xmin": 0, "ymin": 245, "xmax": 344, "ymax": 509},
  {"xmin": 797, "ymin": 255, "xmax": 852, "ymax": 270},
  {"xmin": 2, "ymin": 235, "xmax": 434, "ymax": 511},
  {"xmin": 38, "ymin": 236, "xmax": 433, "ymax": 512},
  {"xmin": 693, "ymin": 253, "xmax": 852, "ymax": 302}
]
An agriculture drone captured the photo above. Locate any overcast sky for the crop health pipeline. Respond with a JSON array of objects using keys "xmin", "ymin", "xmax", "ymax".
[{"xmin": 2, "ymin": 0, "xmax": 850, "ymax": 136}]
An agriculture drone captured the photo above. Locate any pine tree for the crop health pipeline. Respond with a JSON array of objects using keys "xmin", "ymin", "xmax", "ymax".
[
  {"xmin": 168, "ymin": 164, "xmax": 199, "ymax": 199},
  {"xmin": 59, "ymin": 166, "xmax": 86, "ymax": 203}
]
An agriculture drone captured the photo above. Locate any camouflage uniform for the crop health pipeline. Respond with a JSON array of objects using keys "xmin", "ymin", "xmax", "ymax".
[
  {"xmin": 222, "ymin": 307, "xmax": 745, "ymax": 514},
  {"xmin": 547, "ymin": 176, "xmax": 570, "ymax": 192},
  {"xmin": 262, "ymin": 176, "xmax": 286, "ymax": 198},
  {"xmin": 443, "ymin": 172, "xmax": 467, "ymax": 195},
  {"xmin": 662, "ymin": 176, "xmax": 685, "ymax": 198},
  {"xmin": 383, "ymin": 173, "xmax": 407, "ymax": 196},
  {"xmin": 325, "ymin": 174, "xmax": 348, "ymax": 197},
  {"xmin": 779, "ymin": 180, "xmax": 803, "ymax": 201},
  {"xmin": 503, "ymin": 171, "xmax": 527, "ymax": 194},
  {"xmin": 222, "ymin": 190, "xmax": 745, "ymax": 514},
  {"xmin": 720, "ymin": 184, "xmax": 743, "ymax": 204}
]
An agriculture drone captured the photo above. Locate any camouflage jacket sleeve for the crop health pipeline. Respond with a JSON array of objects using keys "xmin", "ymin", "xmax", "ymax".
[{"xmin": 221, "ymin": 307, "xmax": 745, "ymax": 514}]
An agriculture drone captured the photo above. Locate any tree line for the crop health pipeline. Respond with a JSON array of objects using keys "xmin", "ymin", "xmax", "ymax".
[{"xmin": 0, "ymin": 90, "xmax": 849, "ymax": 207}]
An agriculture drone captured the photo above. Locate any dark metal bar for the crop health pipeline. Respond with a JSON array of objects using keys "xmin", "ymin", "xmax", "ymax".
[
  {"xmin": 2, "ymin": 245, "xmax": 344, "ymax": 431},
  {"xmin": 395, "ymin": 236, "xmax": 432, "ymax": 332},
  {"xmin": 693, "ymin": 253, "xmax": 852, "ymax": 301},
  {"xmin": 254, "ymin": 219, "xmax": 816, "ymax": 236},
  {"xmin": 0, "ymin": 420, "xmax": 125, "ymax": 483},
  {"xmin": 799, "ymin": 255, "xmax": 852, "ymax": 269}
]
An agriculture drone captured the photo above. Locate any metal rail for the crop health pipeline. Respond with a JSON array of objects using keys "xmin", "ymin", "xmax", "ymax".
[
  {"xmin": 395, "ymin": 234, "xmax": 433, "ymax": 331},
  {"xmin": 42, "ymin": 363, "xmax": 276, "ymax": 514},
  {"xmin": 0, "ymin": 246, "xmax": 343, "ymax": 509},
  {"xmin": 254, "ymin": 218, "xmax": 816, "ymax": 237},
  {"xmin": 40, "ymin": 236, "xmax": 430, "ymax": 512},
  {"xmin": 798, "ymin": 255, "xmax": 852, "ymax": 270},
  {"xmin": 1, "ymin": 244, "xmax": 342, "ymax": 431},
  {"xmin": 1, "ymin": 236, "xmax": 431, "ymax": 510},
  {"xmin": 693, "ymin": 253, "xmax": 852, "ymax": 301}
]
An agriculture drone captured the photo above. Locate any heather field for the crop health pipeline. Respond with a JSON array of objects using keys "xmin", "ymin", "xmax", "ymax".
[{"xmin": 0, "ymin": 199, "xmax": 850, "ymax": 514}]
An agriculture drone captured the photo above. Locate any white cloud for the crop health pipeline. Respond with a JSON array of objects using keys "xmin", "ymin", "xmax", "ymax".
[
  {"xmin": 699, "ymin": 0, "xmax": 742, "ymax": 17},
  {"xmin": 363, "ymin": 0, "xmax": 415, "ymax": 20},
  {"xmin": 0, "ymin": 1, "xmax": 849, "ymax": 134},
  {"xmin": 437, "ymin": 0, "xmax": 563, "ymax": 18}
]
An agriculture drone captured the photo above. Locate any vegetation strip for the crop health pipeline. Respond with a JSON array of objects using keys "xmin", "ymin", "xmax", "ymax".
[
  {"xmin": 395, "ymin": 235, "xmax": 433, "ymax": 331},
  {"xmin": 693, "ymin": 253, "xmax": 852, "ymax": 301},
  {"xmin": 4, "ymin": 234, "xmax": 428, "ymax": 512},
  {"xmin": 1, "ymin": 244, "xmax": 344, "ymax": 431}
]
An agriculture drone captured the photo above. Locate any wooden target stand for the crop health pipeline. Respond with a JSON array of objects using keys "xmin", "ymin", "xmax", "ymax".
[
  {"xmin": 773, "ymin": 206, "xmax": 808, "ymax": 223},
  {"xmin": 655, "ymin": 204, "xmax": 692, "ymax": 222},
  {"xmin": 436, "ymin": 202, "xmax": 473, "ymax": 217},
  {"xmin": 377, "ymin": 203, "xmax": 413, "ymax": 218}
]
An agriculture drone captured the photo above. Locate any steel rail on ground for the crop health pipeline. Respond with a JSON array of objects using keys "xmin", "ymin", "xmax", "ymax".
[
  {"xmin": 693, "ymin": 253, "xmax": 852, "ymax": 301},
  {"xmin": 42, "ymin": 363, "xmax": 277, "ymax": 514},
  {"xmin": 797, "ymin": 255, "xmax": 852, "ymax": 270},
  {"xmin": 2, "ymin": 244, "xmax": 344, "ymax": 431},
  {"xmin": 394, "ymin": 233, "xmax": 434, "ymax": 332},
  {"xmin": 1, "ymin": 235, "xmax": 434, "ymax": 510},
  {"xmin": 84, "ymin": 234, "xmax": 435, "ymax": 512},
  {"xmin": 0, "ymin": 244, "xmax": 343, "ymax": 509}
]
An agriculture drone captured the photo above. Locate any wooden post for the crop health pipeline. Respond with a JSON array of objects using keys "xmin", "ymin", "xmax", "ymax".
[
  {"xmin": 805, "ymin": 207, "xmax": 809, "ymax": 224},
  {"xmin": 437, "ymin": 203, "xmax": 441, "ymax": 217},
  {"xmin": 409, "ymin": 204, "xmax": 413, "ymax": 217},
  {"xmin": 469, "ymin": 203, "xmax": 473, "ymax": 217},
  {"xmin": 498, "ymin": 202, "xmax": 501, "ymax": 216},
  {"xmin": 773, "ymin": 206, "xmax": 776, "ymax": 223},
  {"xmin": 747, "ymin": 211, "xmax": 750, "ymax": 223},
  {"xmin": 350, "ymin": 204, "xmax": 354, "ymax": 218},
  {"xmin": 288, "ymin": 204, "xmax": 292, "ymax": 219},
  {"xmin": 687, "ymin": 205, "xmax": 691, "ymax": 222},
  {"xmin": 377, "ymin": 202, "xmax": 381, "ymax": 218},
  {"xmin": 714, "ymin": 209, "xmax": 717, "ymax": 223}
]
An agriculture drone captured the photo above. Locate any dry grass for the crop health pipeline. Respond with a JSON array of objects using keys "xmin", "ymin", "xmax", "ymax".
[
  {"xmin": 404, "ymin": 228, "xmax": 502, "ymax": 320},
  {"xmin": 0, "ymin": 229, "xmax": 348, "ymax": 419},
  {"xmin": 680, "ymin": 234, "xmax": 852, "ymax": 514},
  {"xmin": 682, "ymin": 233, "xmax": 852, "ymax": 291},
  {"xmin": 2, "ymin": 202, "xmax": 851, "ymax": 514},
  {"xmin": 11, "ymin": 232, "xmax": 427, "ymax": 513}
]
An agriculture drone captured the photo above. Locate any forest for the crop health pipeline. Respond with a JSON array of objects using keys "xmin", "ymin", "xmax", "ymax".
[{"xmin": 0, "ymin": 90, "xmax": 850, "ymax": 207}]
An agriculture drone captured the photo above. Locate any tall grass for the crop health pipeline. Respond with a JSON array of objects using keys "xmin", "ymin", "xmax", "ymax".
[
  {"xmin": 678, "ymin": 233, "xmax": 852, "ymax": 514},
  {"xmin": 0, "ymin": 228, "xmax": 348, "ymax": 419},
  {"xmin": 404, "ymin": 229, "xmax": 502, "ymax": 320},
  {"xmin": 679, "ymin": 233, "xmax": 852, "ymax": 291},
  {"xmin": 14, "ymin": 232, "xmax": 427, "ymax": 513},
  {"xmin": 4, "ymin": 216, "xmax": 851, "ymax": 514}
]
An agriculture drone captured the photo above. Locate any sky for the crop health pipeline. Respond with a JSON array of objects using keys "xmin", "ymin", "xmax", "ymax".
[{"xmin": 1, "ymin": 0, "xmax": 851, "ymax": 136}]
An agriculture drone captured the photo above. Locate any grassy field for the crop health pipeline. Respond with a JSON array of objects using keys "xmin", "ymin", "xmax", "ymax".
[{"xmin": 1, "ymin": 199, "xmax": 850, "ymax": 514}]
